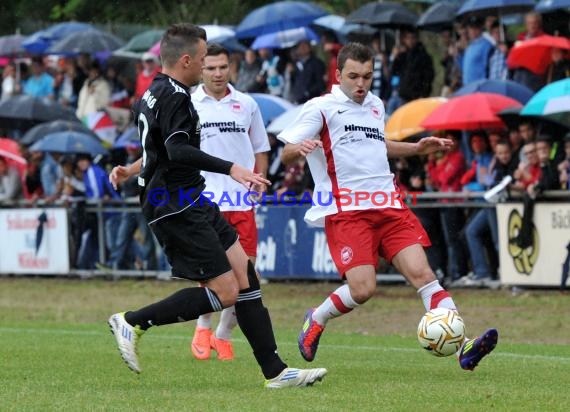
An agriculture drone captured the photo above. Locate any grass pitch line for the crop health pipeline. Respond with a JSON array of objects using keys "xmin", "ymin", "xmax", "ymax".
[{"xmin": 2, "ymin": 326, "xmax": 570, "ymax": 364}]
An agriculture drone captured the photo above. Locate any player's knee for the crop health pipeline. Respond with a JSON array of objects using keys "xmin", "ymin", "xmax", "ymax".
[
  {"xmin": 410, "ymin": 267, "xmax": 437, "ymax": 288},
  {"xmin": 210, "ymin": 283, "xmax": 239, "ymax": 308},
  {"xmin": 349, "ymin": 283, "xmax": 375, "ymax": 304}
]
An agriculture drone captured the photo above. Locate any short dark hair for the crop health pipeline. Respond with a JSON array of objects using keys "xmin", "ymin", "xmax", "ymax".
[
  {"xmin": 160, "ymin": 23, "xmax": 207, "ymax": 67},
  {"xmin": 337, "ymin": 42, "xmax": 373, "ymax": 73},
  {"xmin": 206, "ymin": 43, "xmax": 229, "ymax": 59}
]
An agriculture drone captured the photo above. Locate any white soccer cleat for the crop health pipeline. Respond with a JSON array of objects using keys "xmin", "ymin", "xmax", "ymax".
[
  {"xmin": 264, "ymin": 367, "xmax": 328, "ymax": 388},
  {"xmin": 108, "ymin": 312, "xmax": 145, "ymax": 373}
]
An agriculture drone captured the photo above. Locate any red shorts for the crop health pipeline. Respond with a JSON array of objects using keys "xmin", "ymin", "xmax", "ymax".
[
  {"xmin": 222, "ymin": 209, "xmax": 258, "ymax": 257},
  {"xmin": 324, "ymin": 208, "xmax": 431, "ymax": 276}
]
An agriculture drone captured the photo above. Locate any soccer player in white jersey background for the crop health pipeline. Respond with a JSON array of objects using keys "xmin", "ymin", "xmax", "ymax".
[
  {"xmin": 190, "ymin": 43, "xmax": 269, "ymax": 361},
  {"xmin": 278, "ymin": 42, "xmax": 499, "ymax": 372}
]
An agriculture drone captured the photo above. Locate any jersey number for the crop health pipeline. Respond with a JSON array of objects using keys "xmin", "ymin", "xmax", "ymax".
[{"xmin": 138, "ymin": 113, "xmax": 149, "ymax": 169}]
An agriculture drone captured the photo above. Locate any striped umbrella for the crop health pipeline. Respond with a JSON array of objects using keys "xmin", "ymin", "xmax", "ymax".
[{"xmin": 521, "ymin": 78, "xmax": 570, "ymax": 126}]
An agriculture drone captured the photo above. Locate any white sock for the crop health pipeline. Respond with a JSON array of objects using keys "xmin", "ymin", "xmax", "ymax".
[
  {"xmin": 312, "ymin": 284, "xmax": 359, "ymax": 326},
  {"xmin": 417, "ymin": 280, "xmax": 457, "ymax": 311},
  {"xmin": 215, "ymin": 306, "xmax": 237, "ymax": 341},
  {"xmin": 196, "ymin": 312, "xmax": 213, "ymax": 329}
]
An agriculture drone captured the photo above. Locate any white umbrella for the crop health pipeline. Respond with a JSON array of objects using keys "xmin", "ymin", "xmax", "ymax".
[{"xmin": 267, "ymin": 105, "xmax": 302, "ymax": 134}]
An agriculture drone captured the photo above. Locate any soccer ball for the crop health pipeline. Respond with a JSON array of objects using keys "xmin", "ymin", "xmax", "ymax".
[{"xmin": 417, "ymin": 307, "xmax": 466, "ymax": 357}]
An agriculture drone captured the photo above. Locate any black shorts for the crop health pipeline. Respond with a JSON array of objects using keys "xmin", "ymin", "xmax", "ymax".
[{"xmin": 150, "ymin": 202, "xmax": 238, "ymax": 282}]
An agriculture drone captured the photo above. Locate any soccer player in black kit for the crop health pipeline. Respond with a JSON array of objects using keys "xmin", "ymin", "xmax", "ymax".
[{"xmin": 108, "ymin": 23, "xmax": 327, "ymax": 388}]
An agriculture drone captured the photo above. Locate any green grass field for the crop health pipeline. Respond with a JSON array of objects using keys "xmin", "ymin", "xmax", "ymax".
[{"xmin": 1, "ymin": 278, "xmax": 569, "ymax": 411}]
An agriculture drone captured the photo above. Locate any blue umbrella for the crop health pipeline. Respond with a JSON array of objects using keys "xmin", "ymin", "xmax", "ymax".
[
  {"xmin": 251, "ymin": 27, "xmax": 320, "ymax": 50},
  {"xmin": 249, "ymin": 93, "xmax": 296, "ymax": 126},
  {"xmin": 457, "ymin": 0, "xmax": 536, "ymax": 17},
  {"xmin": 235, "ymin": 1, "xmax": 328, "ymax": 39},
  {"xmin": 453, "ymin": 79, "xmax": 534, "ymax": 104},
  {"xmin": 22, "ymin": 22, "xmax": 93, "ymax": 54},
  {"xmin": 30, "ymin": 131, "xmax": 108, "ymax": 155},
  {"xmin": 535, "ymin": 0, "xmax": 570, "ymax": 13},
  {"xmin": 113, "ymin": 126, "xmax": 141, "ymax": 149},
  {"xmin": 521, "ymin": 78, "xmax": 570, "ymax": 125}
]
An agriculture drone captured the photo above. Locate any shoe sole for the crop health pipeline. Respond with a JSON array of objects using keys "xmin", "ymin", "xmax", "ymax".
[
  {"xmin": 108, "ymin": 319, "xmax": 140, "ymax": 374},
  {"xmin": 462, "ymin": 329, "xmax": 498, "ymax": 371}
]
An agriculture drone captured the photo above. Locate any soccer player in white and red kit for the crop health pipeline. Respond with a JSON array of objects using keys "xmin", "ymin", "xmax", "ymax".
[
  {"xmin": 190, "ymin": 43, "xmax": 270, "ymax": 361},
  {"xmin": 278, "ymin": 42, "xmax": 498, "ymax": 372}
]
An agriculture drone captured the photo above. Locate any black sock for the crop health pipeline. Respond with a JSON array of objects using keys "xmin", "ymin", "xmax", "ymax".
[
  {"xmin": 125, "ymin": 287, "xmax": 222, "ymax": 330},
  {"xmin": 235, "ymin": 261, "xmax": 287, "ymax": 379}
]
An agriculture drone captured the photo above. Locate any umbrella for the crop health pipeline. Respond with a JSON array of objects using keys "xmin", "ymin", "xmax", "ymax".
[
  {"xmin": 22, "ymin": 22, "xmax": 93, "ymax": 54},
  {"xmin": 0, "ymin": 137, "xmax": 27, "ymax": 176},
  {"xmin": 521, "ymin": 78, "xmax": 570, "ymax": 125},
  {"xmin": 82, "ymin": 111, "xmax": 117, "ymax": 146},
  {"xmin": 506, "ymin": 35, "xmax": 570, "ymax": 75},
  {"xmin": 535, "ymin": 0, "xmax": 570, "ymax": 13},
  {"xmin": 249, "ymin": 93, "xmax": 296, "ymax": 126},
  {"xmin": 453, "ymin": 79, "xmax": 534, "ymax": 104},
  {"xmin": 113, "ymin": 126, "xmax": 141, "ymax": 149},
  {"xmin": 311, "ymin": 15, "xmax": 377, "ymax": 38},
  {"xmin": 0, "ymin": 34, "xmax": 25, "ymax": 57},
  {"xmin": 235, "ymin": 1, "xmax": 329, "ymax": 39},
  {"xmin": 267, "ymin": 105, "xmax": 303, "ymax": 134},
  {"xmin": 0, "ymin": 95, "xmax": 78, "ymax": 131},
  {"xmin": 119, "ymin": 29, "xmax": 164, "ymax": 53},
  {"xmin": 497, "ymin": 106, "xmax": 570, "ymax": 135},
  {"xmin": 251, "ymin": 27, "xmax": 320, "ymax": 50},
  {"xmin": 346, "ymin": 2, "xmax": 418, "ymax": 28},
  {"xmin": 457, "ymin": 0, "xmax": 536, "ymax": 17},
  {"xmin": 29, "ymin": 131, "xmax": 108, "ymax": 155},
  {"xmin": 385, "ymin": 97, "xmax": 448, "ymax": 141},
  {"xmin": 46, "ymin": 29, "xmax": 124, "ymax": 54},
  {"xmin": 20, "ymin": 119, "xmax": 98, "ymax": 146},
  {"xmin": 420, "ymin": 92, "xmax": 522, "ymax": 130},
  {"xmin": 148, "ymin": 25, "xmax": 245, "ymax": 57},
  {"xmin": 417, "ymin": 2, "xmax": 461, "ymax": 32}
]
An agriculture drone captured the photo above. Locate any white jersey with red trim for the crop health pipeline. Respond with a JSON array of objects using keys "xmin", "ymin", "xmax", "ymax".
[
  {"xmin": 192, "ymin": 84, "xmax": 269, "ymax": 211},
  {"xmin": 278, "ymin": 85, "xmax": 400, "ymax": 227}
]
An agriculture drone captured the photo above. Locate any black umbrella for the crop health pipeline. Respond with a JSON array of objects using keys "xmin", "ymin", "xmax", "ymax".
[
  {"xmin": 0, "ymin": 95, "xmax": 78, "ymax": 132},
  {"xmin": 46, "ymin": 29, "xmax": 124, "ymax": 54},
  {"xmin": 497, "ymin": 106, "xmax": 570, "ymax": 137},
  {"xmin": 417, "ymin": 2, "xmax": 461, "ymax": 32},
  {"xmin": 346, "ymin": 1, "xmax": 418, "ymax": 29},
  {"xmin": 20, "ymin": 119, "xmax": 99, "ymax": 146}
]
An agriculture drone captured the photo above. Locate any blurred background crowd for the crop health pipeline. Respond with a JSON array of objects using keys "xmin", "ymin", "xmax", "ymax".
[{"xmin": 0, "ymin": 0, "xmax": 568, "ymax": 282}]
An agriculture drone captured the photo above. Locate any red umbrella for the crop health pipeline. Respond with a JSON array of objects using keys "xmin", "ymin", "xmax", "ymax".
[
  {"xmin": 0, "ymin": 137, "xmax": 27, "ymax": 176},
  {"xmin": 420, "ymin": 93, "xmax": 522, "ymax": 131},
  {"xmin": 507, "ymin": 35, "xmax": 570, "ymax": 75}
]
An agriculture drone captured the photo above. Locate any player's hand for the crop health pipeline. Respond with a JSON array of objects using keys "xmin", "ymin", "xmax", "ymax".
[
  {"xmin": 298, "ymin": 139, "xmax": 323, "ymax": 157},
  {"xmin": 416, "ymin": 136, "xmax": 453, "ymax": 156},
  {"xmin": 229, "ymin": 164, "xmax": 271, "ymax": 189},
  {"xmin": 109, "ymin": 165, "xmax": 131, "ymax": 190}
]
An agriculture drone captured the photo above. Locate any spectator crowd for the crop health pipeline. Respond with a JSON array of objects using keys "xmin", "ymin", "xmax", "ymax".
[{"xmin": 0, "ymin": 11, "xmax": 569, "ymax": 282}]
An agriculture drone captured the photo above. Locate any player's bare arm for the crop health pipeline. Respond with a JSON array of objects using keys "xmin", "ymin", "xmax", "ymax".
[
  {"xmin": 281, "ymin": 139, "xmax": 323, "ymax": 165},
  {"xmin": 230, "ymin": 163, "xmax": 270, "ymax": 189},
  {"xmin": 110, "ymin": 158, "xmax": 142, "ymax": 189},
  {"xmin": 386, "ymin": 136, "xmax": 453, "ymax": 158},
  {"xmin": 253, "ymin": 151, "xmax": 269, "ymax": 193}
]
